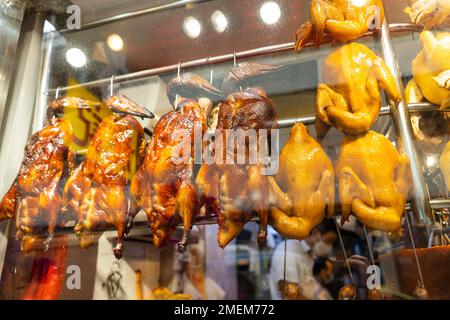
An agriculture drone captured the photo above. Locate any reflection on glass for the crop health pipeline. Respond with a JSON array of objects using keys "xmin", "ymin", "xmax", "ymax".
[
  {"xmin": 183, "ymin": 16, "xmax": 202, "ymax": 38},
  {"xmin": 259, "ymin": 1, "xmax": 281, "ymax": 25},
  {"xmin": 65, "ymin": 48, "xmax": 87, "ymax": 68},
  {"xmin": 211, "ymin": 10, "xmax": 228, "ymax": 33},
  {"xmin": 107, "ymin": 33, "xmax": 124, "ymax": 52}
]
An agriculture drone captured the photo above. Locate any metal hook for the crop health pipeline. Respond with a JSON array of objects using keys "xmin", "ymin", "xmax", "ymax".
[
  {"xmin": 110, "ymin": 75, "xmax": 116, "ymax": 97},
  {"xmin": 233, "ymin": 51, "xmax": 237, "ymax": 67},
  {"xmin": 55, "ymin": 87, "xmax": 61, "ymax": 100},
  {"xmin": 177, "ymin": 62, "xmax": 181, "ymax": 79},
  {"xmin": 206, "ymin": 56, "xmax": 214, "ymax": 85}
]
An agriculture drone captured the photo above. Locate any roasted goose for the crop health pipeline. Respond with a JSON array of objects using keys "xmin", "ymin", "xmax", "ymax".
[
  {"xmin": 405, "ymin": 0, "xmax": 450, "ymax": 29},
  {"xmin": 130, "ymin": 98, "xmax": 207, "ymax": 252},
  {"xmin": 196, "ymin": 87, "xmax": 277, "ymax": 248},
  {"xmin": 0, "ymin": 98, "xmax": 94, "ymax": 252},
  {"xmin": 268, "ymin": 123, "xmax": 335, "ymax": 240},
  {"xmin": 405, "ymin": 31, "xmax": 450, "ymax": 110},
  {"xmin": 316, "ymin": 42, "xmax": 400, "ymax": 139},
  {"xmin": 336, "ymin": 131, "xmax": 412, "ymax": 232},
  {"xmin": 295, "ymin": 0, "xmax": 384, "ymax": 52},
  {"xmin": 63, "ymin": 95, "xmax": 151, "ymax": 259},
  {"xmin": 440, "ymin": 141, "xmax": 450, "ymax": 192},
  {"xmin": 167, "ymin": 73, "xmax": 223, "ymax": 106}
]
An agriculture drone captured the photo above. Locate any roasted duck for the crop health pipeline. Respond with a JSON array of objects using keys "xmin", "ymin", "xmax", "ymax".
[
  {"xmin": 63, "ymin": 95, "xmax": 151, "ymax": 259},
  {"xmin": 316, "ymin": 42, "xmax": 400, "ymax": 139},
  {"xmin": 295, "ymin": 0, "xmax": 384, "ymax": 52},
  {"xmin": 440, "ymin": 141, "xmax": 450, "ymax": 192},
  {"xmin": 405, "ymin": 0, "xmax": 450, "ymax": 29},
  {"xmin": 196, "ymin": 87, "xmax": 277, "ymax": 248},
  {"xmin": 0, "ymin": 98, "xmax": 94, "ymax": 252},
  {"xmin": 405, "ymin": 31, "xmax": 450, "ymax": 110},
  {"xmin": 268, "ymin": 123, "xmax": 335, "ymax": 240},
  {"xmin": 336, "ymin": 131, "xmax": 412, "ymax": 232},
  {"xmin": 130, "ymin": 98, "xmax": 207, "ymax": 252},
  {"xmin": 167, "ymin": 73, "xmax": 223, "ymax": 106}
]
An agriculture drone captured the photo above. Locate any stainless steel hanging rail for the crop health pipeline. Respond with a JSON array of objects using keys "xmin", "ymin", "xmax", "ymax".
[
  {"xmin": 46, "ymin": 23, "xmax": 424, "ymax": 95},
  {"xmin": 59, "ymin": 0, "xmax": 213, "ymax": 33}
]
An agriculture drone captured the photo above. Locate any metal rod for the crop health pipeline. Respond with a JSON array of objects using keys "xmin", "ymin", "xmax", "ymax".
[
  {"xmin": 110, "ymin": 75, "xmax": 115, "ymax": 97},
  {"xmin": 59, "ymin": 0, "xmax": 212, "ymax": 33},
  {"xmin": 404, "ymin": 213, "xmax": 426, "ymax": 289},
  {"xmin": 378, "ymin": 20, "xmax": 433, "ymax": 227},
  {"xmin": 283, "ymin": 239, "xmax": 287, "ymax": 283},
  {"xmin": 363, "ymin": 225, "xmax": 376, "ymax": 266},
  {"xmin": 333, "ymin": 216, "xmax": 353, "ymax": 283},
  {"xmin": 46, "ymin": 23, "xmax": 425, "ymax": 96}
]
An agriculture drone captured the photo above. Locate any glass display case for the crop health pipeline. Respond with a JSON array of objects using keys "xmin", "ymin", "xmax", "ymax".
[{"xmin": 0, "ymin": 0, "xmax": 449, "ymax": 300}]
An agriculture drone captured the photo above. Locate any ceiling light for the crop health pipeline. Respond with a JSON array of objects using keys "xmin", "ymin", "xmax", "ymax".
[
  {"xmin": 426, "ymin": 155, "xmax": 437, "ymax": 167},
  {"xmin": 183, "ymin": 16, "xmax": 201, "ymax": 38},
  {"xmin": 66, "ymin": 48, "xmax": 87, "ymax": 68},
  {"xmin": 260, "ymin": 1, "xmax": 281, "ymax": 25},
  {"xmin": 107, "ymin": 33, "xmax": 124, "ymax": 52},
  {"xmin": 211, "ymin": 10, "xmax": 228, "ymax": 33}
]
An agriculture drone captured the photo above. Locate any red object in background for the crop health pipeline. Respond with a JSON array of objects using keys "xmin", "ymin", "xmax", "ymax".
[{"xmin": 22, "ymin": 236, "xmax": 68, "ymax": 300}]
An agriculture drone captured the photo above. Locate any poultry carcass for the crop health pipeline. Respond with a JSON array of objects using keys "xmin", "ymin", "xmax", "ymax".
[
  {"xmin": 316, "ymin": 42, "xmax": 400, "ymax": 139},
  {"xmin": 440, "ymin": 141, "xmax": 450, "ymax": 192},
  {"xmin": 405, "ymin": 0, "xmax": 450, "ymax": 29},
  {"xmin": 130, "ymin": 98, "xmax": 208, "ymax": 252},
  {"xmin": 63, "ymin": 95, "xmax": 152, "ymax": 259},
  {"xmin": 0, "ymin": 97, "xmax": 97, "ymax": 252},
  {"xmin": 405, "ymin": 31, "xmax": 450, "ymax": 110},
  {"xmin": 196, "ymin": 87, "xmax": 277, "ymax": 248},
  {"xmin": 295, "ymin": 0, "xmax": 384, "ymax": 52},
  {"xmin": 336, "ymin": 131, "xmax": 412, "ymax": 232},
  {"xmin": 268, "ymin": 123, "xmax": 335, "ymax": 240}
]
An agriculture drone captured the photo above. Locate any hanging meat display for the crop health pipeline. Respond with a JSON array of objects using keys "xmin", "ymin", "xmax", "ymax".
[
  {"xmin": 315, "ymin": 42, "xmax": 401, "ymax": 139},
  {"xmin": 268, "ymin": 123, "xmax": 335, "ymax": 240},
  {"xmin": 0, "ymin": 97, "xmax": 96, "ymax": 252},
  {"xmin": 404, "ymin": 0, "xmax": 450, "ymax": 29},
  {"xmin": 336, "ymin": 131, "xmax": 412, "ymax": 232},
  {"xmin": 295, "ymin": 0, "xmax": 384, "ymax": 52},
  {"xmin": 63, "ymin": 95, "xmax": 152, "ymax": 259},
  {"xmin": 130, "ymin": 74, "xmax": 217, "ymax": 253}
]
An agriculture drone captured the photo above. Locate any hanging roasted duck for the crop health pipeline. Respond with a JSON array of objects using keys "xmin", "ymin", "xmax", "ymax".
[
  {"xmin": 130, "ymin": 74, "xmax": 218, "ymax": 252},
  {"xmin": 196, "ymin": 85, "xmax": 277, "ymax": 248},
  {"xmin": 0, "ymin": 97, "xmax": 98, "ymax": 252},
  {"xmin": 268, "ymin": 123, "xmax": 335, "ymax": 240},
  {"xmin": 316, "ymin": 42, "xmax": 400, "ymax": 139},
  {"xmin": 295, "ymin": 0, "xmax": 384, "ymax": 52},
  {"xmin": 63, "ymin": 95, "xmax": 152, "ymax": 259},
  {"xmin": 405, "ymin": 0, "xmax": 450, "ymax": 29},
  {"xmin": 336, "ymin": 131, "xmax": 412, "ymax": 232}
]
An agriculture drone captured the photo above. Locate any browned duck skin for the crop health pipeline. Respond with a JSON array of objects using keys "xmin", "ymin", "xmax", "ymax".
[
  {"xmin": 130, "ymin": 98, "xmax": 207, "ymax": 253},
  {"xmin": 63, "ymin": 95, "xmax": 150, "ymax": 259},
  {"xmin": 0, "ymin": 116, "xmax": 75, "ymax": 253},
  {"xmin": 196, "ymin": 87, "xmax": 277, "ymax": 248},
  {"xmin": 104, "ymin": 94, "xmax": 154, "ymax": 119}
]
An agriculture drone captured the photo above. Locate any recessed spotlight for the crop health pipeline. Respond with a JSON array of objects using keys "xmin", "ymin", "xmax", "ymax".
[
  {"xmin": 211, "ymin": 10, "xmax": 228, "ymax": 33},
  {"xmin": 426, "ymin": 155, "xmax": 437, "ymax": 167},
  {"xmin": 183, "ymin": 16, "xmax": 201, "ymax": 38},
  {"xmin": 260, "ymin": 1, "xmax": 281, "ymax": 25},
  {"xmin": 107, "ymin": 34, "xmax": 124, "ymax": 52},
  {"xmin": 66, "ymin": 48, "xmax": 87, "ymax": 68}
]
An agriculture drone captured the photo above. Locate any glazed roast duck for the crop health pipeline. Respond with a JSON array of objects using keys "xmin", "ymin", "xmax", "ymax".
[
  {"xmin": 130, "ymin": 73, "xmax": 220, "ymax": 253},
  {"xmin": 63, "ymin": 95, "xmax": 153, "ymax": 259},
  {"xmin": 295, "ymin": 0, "xmax": 385, "ymax": 52}
]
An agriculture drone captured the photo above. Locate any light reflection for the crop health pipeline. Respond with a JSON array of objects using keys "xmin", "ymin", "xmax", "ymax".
[
  {"xmin": 183, "ymin": 16, "xmax": 201, "ymax": 38},
  {"xmin": 66, "ymin": 48, "xmax": 87, "ymax": 68},
  {"xmin": 260, "ymin": 1, "xmax": 281, "ymax": 25},
  {"xmin": 107, "ymin": 34, "xmax": 124, "ymax": 52},
  {"xmin": 211, "ymin": 10, "xmax": 228, "ymax": 33}
]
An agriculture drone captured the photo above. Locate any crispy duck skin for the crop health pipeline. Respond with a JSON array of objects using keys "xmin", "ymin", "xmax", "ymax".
[
  {"xmin": 130, "ymin": 98, "xmax": 207, "ymax": 252},
  {"xmin": 196, "ymin": 87, "xmax": 277, "ymax": 248},
  {"xmin": 104, "ymin": 94, "xmax": 155, "ymax": 119},
  {"xmin": 295, "ymin": 0, "xmax": 385, "ymax": 52},
  {"xmin": 63, "ymin": 113, "xmax": 146, "ymax": 259},
  {"xmin": 167, "ymin": 73, "xmax": 223, "ymax": 106},
  {"xmin": 316, "ymin": 42, "xmax": 400, "ymax": 139},
  {"xmin": 336, "ymin": 131, "xmax": 412, "ymax": 232},
  {"xmin": 0, "ymin": 118, "xmax": 75, "ymax": 253},
  {"xmin": 268, "ymin": 123, "xmax": 335, "ymax": 240}
]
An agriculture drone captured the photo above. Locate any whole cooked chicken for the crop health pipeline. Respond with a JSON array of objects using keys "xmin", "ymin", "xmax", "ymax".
[
  {"xmin": 130, "ymin": 98, "xmax": 207, "ymax": 252},
  {"xmin": 405, "ymin": 31, "xmax": 450, "ymax": 110},
  {"xmin": 405, "ymin": 0, "xmax": 450, "ymax": 29},
  {"xmin": 196, "ymin": 87, "xmax": 277, "ymax": 248},
  {"xmin": 63, "ymin": 95, "xmax": 151, "ymax": 259},
  {"xmin": 440, "ymin": 141, "xmax": 450, "ymax": 192},
  {"xmin": 295, "ymin": 0, "xmax": 384, "ymax": 52},
  {"xmin": 316, "ymin": 42, "xmax": 400, "ymax": 139},
  {"xmin": 336, "ymin": 131, "xmax": 412, "ymax": 232},
  {"xmin": 0, "ymin": 98, "xmax": 93, "ymax": 252},
  {"xmin": 268, "ymin": 123, "xmax": 335, "ymax": 240}
]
